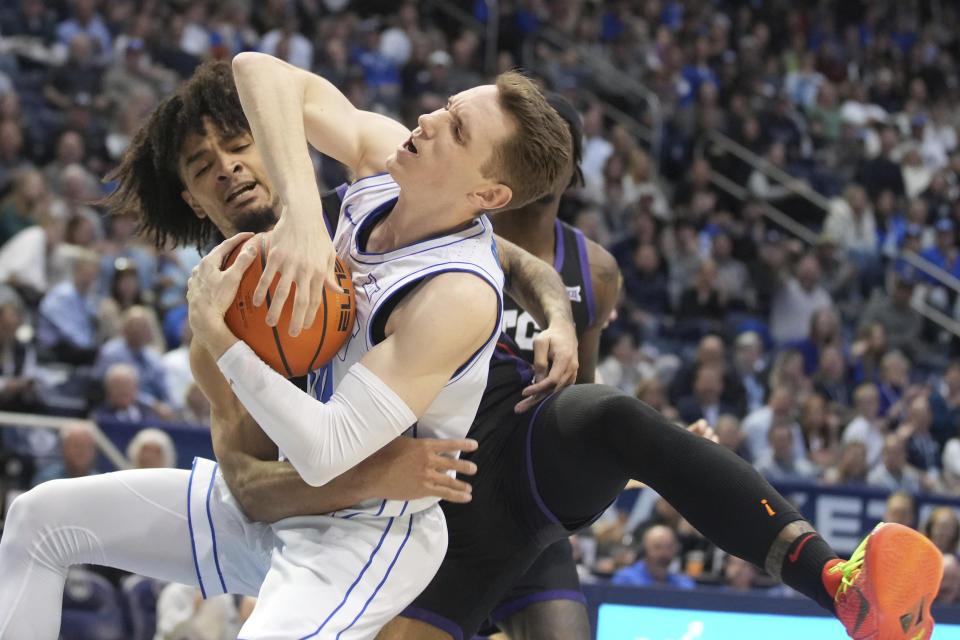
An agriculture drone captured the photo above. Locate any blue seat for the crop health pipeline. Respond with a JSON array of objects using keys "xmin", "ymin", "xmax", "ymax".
[
  {"xmin": 60, "ymin": 567, "xmax": 126, "ymax": 640},
  {"xmin": 120, "ymin": 574, "xmax": 167, "ymax": 640}
]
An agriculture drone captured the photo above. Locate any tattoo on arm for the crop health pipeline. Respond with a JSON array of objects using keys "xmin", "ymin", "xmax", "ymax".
[{"xmin": 498, "ymin": 236, "xmax": 573, "ymax": 328}]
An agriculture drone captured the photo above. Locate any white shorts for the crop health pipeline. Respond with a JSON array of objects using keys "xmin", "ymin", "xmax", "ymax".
[{"xmin": 188, "ymin": 457, "xmax": 448, "ymax": 639}]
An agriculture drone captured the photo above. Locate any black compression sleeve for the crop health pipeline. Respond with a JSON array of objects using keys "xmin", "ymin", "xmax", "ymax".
[{"xmin": 530, "ymin": 384, "xmax": 804, "ymax": 568}]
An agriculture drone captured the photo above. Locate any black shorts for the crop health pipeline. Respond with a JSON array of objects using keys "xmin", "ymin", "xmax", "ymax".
[
  {"xmin": 480, "ymin": 538, "xmax": 585, "ymax": 633},
  {"xmin": 400, "ymin": 390, "xmax": 576, "ymax": 640}
]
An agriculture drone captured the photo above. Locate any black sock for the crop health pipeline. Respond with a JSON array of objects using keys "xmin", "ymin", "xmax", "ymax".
[{"xmin": 780, "ymin": 533, "xmax": 840, "ymax": 613}]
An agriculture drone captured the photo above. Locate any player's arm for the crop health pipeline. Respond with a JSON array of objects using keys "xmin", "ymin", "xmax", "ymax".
[
  {"xmin": 190, "ymin": 337, "xmax": 476, "ymax": 523},
  {"xmin": 188, "ymin": 237, "xmax": 495, "ymax": 487},
  {"xmin": 496, "ymin": 234, "xmax": 579, "ymax": 412},
  {"xmin": 231, "ymin": 52, "xmax": 410, "ymax": 334},
  {"xmin": 576, "ymin": 241, "xmax": 621, "ymax": 384}
]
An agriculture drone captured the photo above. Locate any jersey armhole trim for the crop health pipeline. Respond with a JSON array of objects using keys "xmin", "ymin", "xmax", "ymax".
[{"xmin": 366, "ymin": 266, "xmax": 503, "ymax": 385}]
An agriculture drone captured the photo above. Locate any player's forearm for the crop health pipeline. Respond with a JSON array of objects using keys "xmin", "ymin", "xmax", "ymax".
[
  {"xmin": 231, "ymin": 52, "xmax": 324, "ymax": 218},
  {"xmin": 498, "ymin": 237, "xmax": 573, "ymax": 328},
  {"xmin": 216, "ymin": 341, "xmax": 415, "ymax": 487},
  {"xmin": 218, "ymin": 450, "xmax": 372, "ymax": 522}
]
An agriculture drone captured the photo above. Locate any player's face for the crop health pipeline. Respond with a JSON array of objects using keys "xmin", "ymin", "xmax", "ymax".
[
  {"xmin": 387, "ymin": 85, "xmax": 515, "ymax": 211},
  {"xmin": 179, "ymin": 120, "xmax": 279, "ymax": 237}
]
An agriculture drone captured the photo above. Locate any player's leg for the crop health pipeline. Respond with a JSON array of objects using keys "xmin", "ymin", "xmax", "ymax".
[
  {"xmin": 238, "ymin": 507, "xmax": 446, "ymax": 640},
  {"xmin": 529, "ymin": 385, "xmax": 942, "ymax": 640},
  {"xmin": 492, "ymin": 540, "xmax": 590, "ymax": 640},
  {"xmin": 0, "ymin": 468, "xmax": 199, "ymax": 639}
]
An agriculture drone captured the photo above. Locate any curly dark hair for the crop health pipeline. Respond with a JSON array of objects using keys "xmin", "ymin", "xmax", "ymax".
[{"xmin": 101, "ymin": 59, "xmax": 250, "ymax": 249}]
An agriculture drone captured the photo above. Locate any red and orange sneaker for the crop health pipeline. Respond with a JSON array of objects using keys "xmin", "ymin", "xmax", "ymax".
[{"xmin": 826, "ymin": 522, "xmax": 943, "ymax": 640}]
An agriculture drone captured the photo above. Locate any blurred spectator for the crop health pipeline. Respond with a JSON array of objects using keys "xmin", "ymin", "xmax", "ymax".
[
  {"xmin": 0, "ymin": 291, "xmax": 39, "ymax": 412},
  {"xmin": 813, "ymin": 345, "xmax": 851, "ymax": 407},
  {"xmin": 612, "ymin": 525, "xmax": 694, "ymax": 589},
  {"xmin": 31, "ymin": 421, "xmax": 98, "ymax": 486},
  {"xmin": 0, "ymin": 168, "xmax": 50, "ymax": 244},
  {"xmin": 732, "ymin": 331, "xmax": 766, "ymax": 414},
  {"xmin": 720, "ymin": 554, "xmax": 760, "ymax": 593},
  {"xmin": 747, "ymin": 142, "xmax": 800, "ymax": 202},
  {"xmin": 90, "ymin": 362, "xmax": 159, "ymax": 424},
  {"xmin": 35, "ymin": 249, "xmax": 99, "ymax": 364},
  {"xmin": 259, "ymin": 13, "xmax": 313, "ymax": 70},
  {"xmin": 918, "ymin": 218, "xmax": 960, "ymax": 286},
  {"xmin": 620, "ymin": 243, "xmax": 671, "ymax": 340},
  {"xmin": 665, "ymin": 221, "xmax": 703, "ymax": 309},
  {"xmin": 754, "ymin": 421, "xmax": 817, "ymax": 484},
  {"xmin": 929, "ymin": 360, "xmax": 960, "ymax": 448},
  {"xmin": 822, "ymin": 184, "xmax": 878, "ymax": 258},
  {"xmin": 855, "ymin": 126, "xmax": 906, "ymax": 197},
  {"xmin": 769, "ymin": 253, "xmax": 833, "ymax": 344},
  {"xmin": 126, "ymin": 427, "xmax": 176, "ymax": 469},
  {"xmin": 876, "ymin": 350, "xmax": 913, "ymax": 419},
  {"xmin": 677, "ymin": 259, "xmax": 728, "ymax": 336},
  {"xmin": 0, "ymin": 121, "xmax": 33, "ymax": 196},
  {"xmin": 849, "ymin": 321, "xmax": 887, "ymax": 384},
  {"xmin": 0, "ymin": 209, "xmax": 64, "ymax": 305},
  {"xmin": 715, "ymin": 414, "xmax": 748, "ymax": 458},
  {"xmin": 922, "ymin": 507, "xmax": 960, "ymax": 556},
  {"xmin": 45, "ymin": 31, "xmax": 108, "ymax": 113},
  {"xmin": 93, "ymin": 305, "xmax": 169, "ymax": 407},
  {"xmin": 767, "ymin": 348, "xmax": 813, "ymax": 401},
  {"xmin": 897, "ymin": 396, "xmax": 941, "ymax": 485},
  {"xmin": 670, "ymin": 335, "xmax": 746, "ymax": 413},
  {"xmin": 43, "ymin": 131, "xmax": 97, "ymax": 195},
  {"xmin": 102, "ymin": 39, "xmax": 172, "ymax": 115},
  {"xmin": 97, "ymin": 259, "xmax": 164, "ymax": 352},
  {"xmin": 883, "ymin": 491, "xmax": 917, "ymax": 529},
  {"xmin": 163, "ymin": 322, "xmax": 194, "ymax": 410},
  {"xmin": 866, "ymin": 433, "xmax": 922, "ymax": 494},
  {"xmin": 857, "ymin": 273, "xmax": 923, "ymax": 362},
  {"xmin": 798, "ymin": 393, "xmax": 841, "ymax": 468},
  {"xmin": 822, "ymin": 440, "xmax": 869, "ymax": 486},
  {"xmin": 790, "ymin": 307, "xmax": 842, "ymax": 375},
  {"xmin": 743, "ymin": 384, "xmax": 803, "ymax": 463},
  {"xmin": 711, "ymin": 231, "xmax": 753, "ymax": 310},
  {"xmin": 55, "ymin": 0, "xmax": 111, "ymax": 59},
  {"xmin": 676, "ymin": 364, "xmax": 735, "ymax": 428},
  {"xmin": 154, "ymin": 583, "xmax": 245, "ymax": 640},
  {"xmin": 938, "ymin": 554, "xmax": 960, "ymax": 605},
  {"xmin": 842, "ymin": 383, "xmax": 888, "ymax": 468},
  {"xmin": 179, "ymin": 383, "xmax": 211, "ymax": 425},
  {"xmin": 96, "ymin": 211, "xmax": 155, "ymax": 294},
  {"xmin": 597, "ymin": 330, "xmax": 650, "ymax": 394},
  {"xmin": 635, "ymin": 377, "xmax": 676, "ymax": 423}
]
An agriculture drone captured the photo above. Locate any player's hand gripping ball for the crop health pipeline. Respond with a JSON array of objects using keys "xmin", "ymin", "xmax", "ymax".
[{"xmin": 221, "ymin": 234, "xmax": 355, "ymax": 377}]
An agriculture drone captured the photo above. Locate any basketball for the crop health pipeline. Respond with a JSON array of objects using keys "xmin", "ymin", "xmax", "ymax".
[{"xmin": 221, "ymin": 234, "xmax": 355, "ymax": 378}]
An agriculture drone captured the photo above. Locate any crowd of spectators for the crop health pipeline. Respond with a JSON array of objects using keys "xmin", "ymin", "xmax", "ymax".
[{"xmin": 0, "ymin": 0, "xmax": 960, "ymax": 621}]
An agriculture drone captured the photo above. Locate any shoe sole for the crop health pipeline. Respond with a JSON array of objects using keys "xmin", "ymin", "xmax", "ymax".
[{"xmin": 866, "ymin": 523, "xmax": 943, "ymax": 640}]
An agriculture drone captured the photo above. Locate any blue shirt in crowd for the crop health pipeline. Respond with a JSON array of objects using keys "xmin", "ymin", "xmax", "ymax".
[{"xmin": 612, "ymin": 561, "xmax": 696, "ymax": 590}]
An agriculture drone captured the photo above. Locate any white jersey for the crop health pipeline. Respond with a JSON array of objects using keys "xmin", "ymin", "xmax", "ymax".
[{"xmin": 307, "ymin": 173, "xmax": 504, "ymax": 517}]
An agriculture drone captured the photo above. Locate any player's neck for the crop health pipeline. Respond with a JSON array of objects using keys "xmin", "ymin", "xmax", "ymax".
[
  {"xmin": 368, "ymin": 192, "xmax": 477, "ymax": 253},
  {"xmin": 490, "ymin": 205, "xmax": 559, "ymax": 263}
]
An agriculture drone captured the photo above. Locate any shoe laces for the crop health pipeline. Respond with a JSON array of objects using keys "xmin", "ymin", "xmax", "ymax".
[{"xmin": 829, "ymin": 522, "xmax": 884, "ymax": 599}]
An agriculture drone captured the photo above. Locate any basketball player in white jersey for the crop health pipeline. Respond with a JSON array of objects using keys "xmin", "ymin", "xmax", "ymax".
[{"xmin": 0, "ymin": 56, "xmax": 575, "ymax": 639}]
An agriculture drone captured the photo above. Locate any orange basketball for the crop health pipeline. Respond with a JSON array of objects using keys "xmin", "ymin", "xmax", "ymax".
[{"xmin": 221, "ymin": 234, "xmax": 355, "ymax": 378}]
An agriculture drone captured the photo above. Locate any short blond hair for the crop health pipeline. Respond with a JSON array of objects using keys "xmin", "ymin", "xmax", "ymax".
[{"xmin": 482, "ymin": 71, "xmax": 572, "ymax": 211}]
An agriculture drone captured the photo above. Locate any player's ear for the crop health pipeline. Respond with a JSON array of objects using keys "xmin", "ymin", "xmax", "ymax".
[
  {"xmin": 470, "ymin": 184, "xmax": 512, "ymax": 212},
  {"xmin": 181, "ymin": 189, "xmax": 207, "ymax": 220}
]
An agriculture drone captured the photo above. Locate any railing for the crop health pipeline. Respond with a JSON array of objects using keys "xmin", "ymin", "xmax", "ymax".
[
  {"xmin": 423, "ymin": 0, "xmax": 662, "ymax": 168},
  {"xmin": 520, "ymin": 23, "xmax": 663, "ymax": 166},
  {"xmin": 0, "ymin": 411, "xmax": 129, "ymax": 470},
  {"xmin": 701, "ymin": 128, "xmax": 960, "ymax": 337}
]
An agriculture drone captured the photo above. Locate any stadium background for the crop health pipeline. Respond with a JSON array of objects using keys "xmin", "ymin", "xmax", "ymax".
[{"xmin": 1, "ymin": 0, "xmax": 960, "ymax": 637}]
